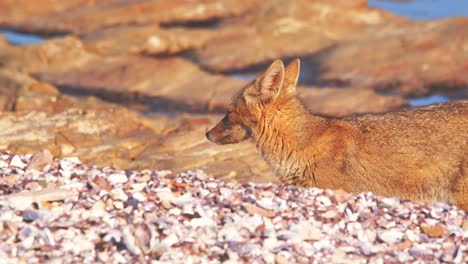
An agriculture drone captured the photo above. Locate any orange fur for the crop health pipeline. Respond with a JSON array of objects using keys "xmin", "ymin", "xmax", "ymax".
[{"xmin": 206, "ymin": 59, "xmax": 468, "ymax": 210}]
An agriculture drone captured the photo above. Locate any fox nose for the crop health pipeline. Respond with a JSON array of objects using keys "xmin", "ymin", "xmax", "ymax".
[{"xmin": 205, "ymin": 131, "xmax": 212, "ymax": 141}]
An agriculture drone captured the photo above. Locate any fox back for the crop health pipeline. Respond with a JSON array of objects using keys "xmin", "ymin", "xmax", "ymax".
[{"xmin": 206, "ymin": 59, "xmax": 468, "ymax": 210}]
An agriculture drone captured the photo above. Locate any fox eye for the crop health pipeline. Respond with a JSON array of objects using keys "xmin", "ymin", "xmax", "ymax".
[{"xmin": 222, "ymin": 113, "xmax": 232, "ymax": 128}]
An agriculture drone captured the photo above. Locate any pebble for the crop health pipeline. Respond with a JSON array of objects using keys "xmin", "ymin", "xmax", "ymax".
[
  {"xmin": 420, "ymin": 223, "xmax": 447, "ymax": 237},
  {"xmin": 126, "ymin": 198, "xmax": 139, "ymax": 208},
  {"xmin": 22, "ymin": 210, "xmax": 41, "ymax": 223},
  {"xmin": 93, "ymin": 177, "xmax": 112, "ymax": 191}
]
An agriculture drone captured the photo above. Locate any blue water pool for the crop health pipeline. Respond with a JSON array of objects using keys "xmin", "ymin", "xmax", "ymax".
[
  {"xmin": 0, "ymin": 30, "xmax": 43, "ymax": 45},
  {"xmin": 369, "ymin": 0, "xmax": 468, "ymax": 20},
  {"xmin": 408, "ymin": 94, "xmax": 451, "ymax": 107}
]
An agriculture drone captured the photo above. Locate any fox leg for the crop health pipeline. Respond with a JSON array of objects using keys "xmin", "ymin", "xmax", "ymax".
[{"xmin": 452, "ymin": 164, "xmax": 467, "ymax": 211}]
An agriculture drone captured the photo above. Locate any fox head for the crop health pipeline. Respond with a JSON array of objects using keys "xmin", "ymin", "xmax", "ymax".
[{"xmin": 206, "ymin": 59, "xmax": 300, "ymax": 145}]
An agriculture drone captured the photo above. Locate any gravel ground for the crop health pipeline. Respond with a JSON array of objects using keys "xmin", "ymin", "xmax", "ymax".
[{"xmin": 0, "ymin": 151, "xmax": 466, "ymax": 263}]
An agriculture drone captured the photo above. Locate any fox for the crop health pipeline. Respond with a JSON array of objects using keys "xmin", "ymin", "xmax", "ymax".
[{"xmin": 206, "ymin": 59, "xmax": 468, "ymax": 210}]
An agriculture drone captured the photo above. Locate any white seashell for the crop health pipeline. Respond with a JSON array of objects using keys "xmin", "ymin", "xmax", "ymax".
[
  {"xmin": 381, "ymin": 197, "xmax": 400, "ymax": 208},
  {"xmin": 316, "ymin": 196, "xmax": 332, "ymax": 207},
  {"xmin": 156, "ymin": 187, "xmax": 174, "ymax": 201},
  {"xmin": 190, "ymin": 217, "xmax": 215, "ymax": 229},
  {"xmin": 219, "ymin": 187, "xmax": 233, "ymax": 199},
  {"xmin": 107, "ymin": 173, "xmax": 128, "ymax": 185},
  {"xmin": 378, "ymin": 230, "xmax": 404, "ymax": 244},
  {"xmin": 198, "ymin": 188, "xmax": 210, "ymax": 197},
  {"xmin": 97, "ymin": 252, "xmax": 109, "ymax": 262},
  {"xmin": 396, "ymin": 252, "xmax": 413, "ymax": 263},
  {"xmin": 259, "ymin": 191, "xmax": 275, "ymax": 198},
  {"xmin": 113, "ymin": 201, "xmax": 124, "ymax": 209},
  {"xmin": 331, "ymin": 249, "xmax": 348, "ymax": 263},
  {"xmin": 10, "ymin": 155, "xmax": 27, "ymax": 169},
  {"xmin": 182, "ymin": 204, "xmax": 195, "ymax": 215},
  {"xmin": 0, "ymin": 159, "xmax": 8, "ymax": 168},
  {"xmin": 359, "ymin": 241, "xmax": 380, "ymax": 256},
  {"xmin": 122, "ymin": 226, "xmax": 142, "ymax": 255},
  {"xmin": 58, "ymin": 157, "xmax": 81, "ymax": 171},
  {"xmin": 71, "ymin": 236, "xmax": 95, "ymax": 254},
  {"xmin": 112, "ymin": 252, "xmax": 128, "ymax": 264},
  {"xmin": 404, "ymin": 229, "xmax": 418, "ymax": 242},
  {"xmin": 262, "ymin": 250, "xmax": 276, "ymax": 263},
  {"xmin": 345, "ymin": 208, "xmax": 359, "ymax": 222},
  {"xmin": 168, "ymin": 208, "xmax": 181, "ymax": 215},
  {"xmin": 275, "ymin": 251, "xmax": 292, "ymax": 264},
  {"xmin": 156, "ymin": 170, "xmax": 172, "ymax": 178},
  {"xmin": 218, "ymin": 224, "xmax": 246, "ymax": 242},
  {"xmin": 41, "ymin": 228, "xmax": 56, "ymax": 246},
  {"xmin": 131, "ymin": 183, "xmax": 147, "ymax": 192},
  {"xmin": 109, "ymin": 188, "xmax": 128, "ymax": 201},
  {"xmin": 171, "ymin": 193, "xmax": 193, "ymax": 207},
  {"xmin": 424, "ymin": 218, "xmax": 439, "ymax": 226},
  {"xmin": 263, "ymin": 237, "xmax": 281, "ymax": 251},
  {"xmin": 205, "ymin": 182, "xmax": 218, "ymax": 188},
  {"xmin": 19, "ymin": 235, "xmax": 35, "ymax": 250},
  {"xmin": 256, "ymin": 197, "xmax": 274, "ymax": 211},
  {"xmin": 322, "ymin": 210, "xmax": 338, "ymax": 219},
  {"xmin": 89, "ymin": 201, "xmax": 106, "ymax": 218},
  {"xmin": 132, "ymin": 191, "xmax": 147, "ymax": 202},
  {"xmin": 346, "ymin": 222, "xmax": 362, "ymax": 234},
  {"xmin": 290, "ymin": 221, "xmax": 322, "ymax": 241},
  {"xmin": 162, "ymin": 233, "xmax": 179, "ymax": 248},
  {"xmin": 357, "ymin": 229, "xmax": 376, "ymax": 243},
  {"xmin": 242, "ymin": 215, "xmax": 264, "ymax": 233}
]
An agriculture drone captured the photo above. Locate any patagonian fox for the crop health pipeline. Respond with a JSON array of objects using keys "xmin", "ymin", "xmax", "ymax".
[{"xmin": 206, "ymin": 59, "xmax": 467, "ymax": 210}]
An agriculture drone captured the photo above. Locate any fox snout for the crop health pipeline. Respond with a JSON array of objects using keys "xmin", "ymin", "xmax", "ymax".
[
  {"xmin": 206, "ymin": 114, "xmax": 252, "ymax": 145},
  {"xmin": 205, "ymin": 128, "xmax": 225, "ymax": 144}
]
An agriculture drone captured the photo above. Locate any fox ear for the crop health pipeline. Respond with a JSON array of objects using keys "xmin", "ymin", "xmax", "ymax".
[
  {"xmin": 282, "ymin": 58, "xmax": 300, "ymax": 96},
  {"xmin": 255, "ymin": 60, "xmax": 285, "ymax": 102}
]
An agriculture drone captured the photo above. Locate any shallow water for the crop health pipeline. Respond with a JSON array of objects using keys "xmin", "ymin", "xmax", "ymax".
[
  {"xmin": 369, "ymin": 0, "xmax": 468, "ymax": 20},
  {"xmin": 0, "ymin": 30, "xmax": 43, "ymax": 45},
  {"xmin": 408, "ymin": 94, "xmax": 450, "ymax": 107},
  {"xmin": 230, "ymin": 73, "xmax": 257, "ymax": 82}
]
